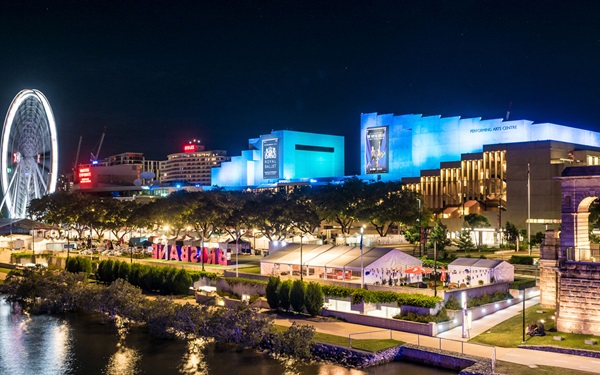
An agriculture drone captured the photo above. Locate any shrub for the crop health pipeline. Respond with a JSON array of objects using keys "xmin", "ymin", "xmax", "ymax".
[
  {"xmin": 171, "ymin": 269, "xmax": 193, "ymax": 295},
  {"xmin": 266, "ymin": 276, "xmax": 281, "ymax": 309},
  {"xmin": 321, "ymin": 284, "xmax": 442, "ymax": 308},
  {"xmin": 129, "ymin": 263, "xmax": 143, "ymax": 286},
  {"xmin": 508, "ymin": 255, "xmax": 534, "ymax": 265},
  {"xmin": 304, "ymin": 282, "xmax": 324, "ymax": 316},
  {"xmin": 161, "ymin": 267, "xmax": 178, "ymax": 294},
  {"xmin": 394, "ymin": 308, "xmax": 450, "ymax": 323},
  {"xmin": 111, "ymin": 261, "xmax": 120, "ymax": 282},
  {"xmin": 444, "ymin": 296, "xmax": 461, "ymax": 310},
  {"xmin": 118, "ymin": 262, "xmax": 130, "ymax": 281},
  {"xmin": 510, "ymin": 278, "xmax": 536, "ymax": 290},
  {"xmin": 278, "ymin": 280, "xmax": 292, "ymax": 311},
  {"xmin": 290, "ymin": 279, "xmax": 306, "ymax": 313},
  {"xmin": 66, "ymin": 257, "xmax": 92, "ymax": 275}
]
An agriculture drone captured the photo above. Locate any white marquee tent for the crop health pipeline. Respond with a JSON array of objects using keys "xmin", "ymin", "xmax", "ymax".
[
  {"xmin": 260, "ymin": 244, "xmax": 423, "ymax": 284},
  {"xmin": 447, "ymin": 258, "xmax": 514, "ymax": 286}
]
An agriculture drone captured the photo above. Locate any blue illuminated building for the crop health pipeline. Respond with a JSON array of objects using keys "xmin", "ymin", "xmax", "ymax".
[
  {"xmin": 211, "ymin": 130, "xmax": 344, "ymax": 189},
  {"xmin": 360, "ymin": 112, "xmax": 600, "ymax": 242},
  {"xmin": 361, "ymin": 112, "xmax": 600, "ymax": 181}
]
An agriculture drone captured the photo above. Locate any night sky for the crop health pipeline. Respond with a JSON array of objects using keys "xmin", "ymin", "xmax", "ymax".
[{"xmin": 2, "ymin": 1, "xmax": 600, "ymax": 175}]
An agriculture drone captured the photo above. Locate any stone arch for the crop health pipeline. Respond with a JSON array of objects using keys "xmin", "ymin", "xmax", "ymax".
[{"xmin": 559, "ymin": 167, "xmax": 600, "ymax": 261}]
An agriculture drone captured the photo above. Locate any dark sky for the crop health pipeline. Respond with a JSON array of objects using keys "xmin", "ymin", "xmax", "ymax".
[{"xmin": 2, "ymin": 1, "xmax": 600, "ymax": 175}]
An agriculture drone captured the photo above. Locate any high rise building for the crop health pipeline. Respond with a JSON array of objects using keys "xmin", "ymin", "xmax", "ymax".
[{"xmin": 159, "ymin": 140, "xmax": 230, "ymax": 186}]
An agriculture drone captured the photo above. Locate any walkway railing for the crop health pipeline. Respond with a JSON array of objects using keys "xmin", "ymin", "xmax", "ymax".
[
  {"xmin": 348, "ymin": 329, "xmax": 495, "ymax": 373},
  {"xmin": 348, "ymin": 329, "xmax": 393, "ymax": 347}
]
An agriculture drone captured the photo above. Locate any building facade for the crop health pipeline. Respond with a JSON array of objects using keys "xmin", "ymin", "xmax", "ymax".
[
  {"xmin": 211, "ymin": 130, "xmax": 344, "ymax": 189},
  {"xmin": 159, "ymin": 141, "xmax": 230, "ymax": 186},
  {"xmin": 361, "ymin": 113, "xmax": 600, "ymax": 237}
]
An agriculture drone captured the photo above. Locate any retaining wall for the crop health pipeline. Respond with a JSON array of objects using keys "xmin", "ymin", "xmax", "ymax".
[{"xmin": 321, "ymin": 308, "xmax": 436, "ymax": 336}]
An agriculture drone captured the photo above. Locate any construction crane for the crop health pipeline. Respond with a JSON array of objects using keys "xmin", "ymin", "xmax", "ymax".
[
  {"xmin": 90, "ymin": 126, "xmax": 106, "ymax": 165},
  {"xmin": 72, "ymin": 135, "xmax": 82, "ymax": 183}
]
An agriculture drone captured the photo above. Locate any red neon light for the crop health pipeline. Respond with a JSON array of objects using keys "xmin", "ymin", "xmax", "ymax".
[
  {"xmin": 78, "ymin": 167, "xmax": 92, "ymax": 187},
  {"xmin": 184, "ymin": 144, "xmax": 196, "ymax": 153}
]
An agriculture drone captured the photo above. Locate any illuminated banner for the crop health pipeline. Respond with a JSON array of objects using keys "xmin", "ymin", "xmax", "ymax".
[
  {"xmin": 183, "ymin": 144, "xmax": 196, "ymax": 153},
  {"xmin": 366, "ymin": 126, "xmax": 388, "ymax": 174},
  {"xmin": 78, "ymin": 167, "xmax": 92, "ymax": 188},
  {"xmin": 263, "ymin": 138, "xmax": 280, "ymax": 179}
]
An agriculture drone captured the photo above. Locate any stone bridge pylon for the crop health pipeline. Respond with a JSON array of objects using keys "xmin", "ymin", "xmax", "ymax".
[{"xmin": 540, "ymin": 166, "xmax": 600, "ymax": 335}]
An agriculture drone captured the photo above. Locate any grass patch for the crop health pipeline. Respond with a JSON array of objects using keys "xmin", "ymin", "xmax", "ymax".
[
  {"xmin": 0, "ymin": 267, "xmax": 12, "ymax": 274},
  {"xmin": 273, "ymin": 324, "xmax": 402, "ymax": 352},
  {"xmin": 495, "ymin": 360, "xmax": 597, "ymax": 375},
  {"xmin": 239, "ymin": 266, "xmax": 261, "ymax": 274},
  {"xmin": 470, "ymin": 304, "xmax": 600, "ymax": 351}
]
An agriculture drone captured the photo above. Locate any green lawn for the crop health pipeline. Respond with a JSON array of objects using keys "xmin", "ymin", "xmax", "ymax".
[
  {"xmin": 0, "ymin": 267, "xmax": 12, "ymax": 274},
  {"xmin": 470, "ymin": 304, "xmax": 600, "ymax": 351},
  {"xmin": 273, "ymin": 324, "xmax": 403, "ymax": 352}
]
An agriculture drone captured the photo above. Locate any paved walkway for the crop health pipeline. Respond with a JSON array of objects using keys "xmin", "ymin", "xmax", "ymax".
[{"xmin": 274, "ymin": 296, "xmax": 600, "ymax": 373}]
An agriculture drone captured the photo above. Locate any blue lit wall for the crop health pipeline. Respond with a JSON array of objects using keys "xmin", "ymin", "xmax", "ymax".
[
  {"xmin": 211, "ymin": 130, "xmax": 344, "ymax": 188},
  {"xmin": 361, "ymin": 112, "xmax": 600, "ymax": 181}
]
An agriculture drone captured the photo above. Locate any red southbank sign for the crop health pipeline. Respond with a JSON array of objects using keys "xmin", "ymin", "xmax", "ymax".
[
  {"xmin": 183, "ymin": 144, "xmax": 196, "ymax": 153},
  {"xmin": 78, "ymin": 167, "xmax": 92, "ymax": 187}
]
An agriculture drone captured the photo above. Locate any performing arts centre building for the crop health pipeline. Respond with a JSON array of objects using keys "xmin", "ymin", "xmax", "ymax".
[{"xmin": 361, "ymin": 112, "xmax": 600, "ymax": 242}]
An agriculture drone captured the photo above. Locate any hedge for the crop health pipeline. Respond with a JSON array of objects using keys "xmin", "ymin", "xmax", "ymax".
[
  {"xmin": 65, "ymin": 256, "xmax": 93, "ymax": 275},
  {"xmin": 509, "ymin": 278, "xmax": 537, "ymax": 290},
  {"xmin": 95, "ymin": 260, "xmax": 194, "ymax": 295},
  {"xmin": 222, "ymin": 277, "xmax": 267, "ymax": 287},
  {"xmin": 321, "ymin": 285, "xmax": 442, "ymax": 308},
  {"xmin": 508, "ymin": 255, "xmax": 534, "ymax": 265}
]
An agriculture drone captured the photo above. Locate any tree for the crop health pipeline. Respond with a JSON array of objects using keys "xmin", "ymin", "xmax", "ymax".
[
  {"xmin": 403, "ymin": 227, "xmax": 421, "ymax": 256},
  {"xmin": 456, "ymin": 229, "xmax": 475, "ymax": 253},
  {"xmin": 463, "ymin": 213, "xmax": 491, "ymax": 250},
  {"xmin": 304, "ymin": 282, "xmax": 324, "ymax": 316},
  {"xmin": 278, "ymin": 280, "xmax": 292, "ymax": 311},
  {"xmin": 313, "ymin": 177, "xmax": 367, "ymax": 235},
  {"xmin": 266, "ymin": 276, "xmax": 281, "ymax": 309},
  {"xmin": 359, "ymin": 182, "xmax": 421, "ymax": 237},
  {"xmin": 504, "ymin": 221, "xmax": 520, "ymax": 250},
  {"xmin": 531, "ymin": 231, "xmax": 545, "ymax": 247},
  {"xmin": 290, "ymin": 279, "xmax": 306, "ymax": 313},
  {"xmin": 426, "ymin": 221, "xmax": 451, "ymax": 253}
]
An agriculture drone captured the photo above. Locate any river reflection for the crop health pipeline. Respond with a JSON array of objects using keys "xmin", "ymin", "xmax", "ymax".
[{"xmin": 0, "ymin": 298, "xmax": 454, "ymax": 374}]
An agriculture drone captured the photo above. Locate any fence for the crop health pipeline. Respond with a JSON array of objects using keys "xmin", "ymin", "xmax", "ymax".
[
  {"xmin": 346, "ymin": 329, "xmax": 496, "ymax": 373},
  {"xmin": 348, "ymin": 329, "xmax": 393, "ymax": 347}
]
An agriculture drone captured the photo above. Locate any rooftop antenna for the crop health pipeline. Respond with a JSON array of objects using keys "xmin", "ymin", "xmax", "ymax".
[{"xmin": 505, "ymin": 101, "xmax": 512, "ymax": 121}]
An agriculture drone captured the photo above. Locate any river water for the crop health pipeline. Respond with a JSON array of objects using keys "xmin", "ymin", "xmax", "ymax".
[{"xmin": 0, "ymin": 298, "xmax": 454, "ymax": 374}]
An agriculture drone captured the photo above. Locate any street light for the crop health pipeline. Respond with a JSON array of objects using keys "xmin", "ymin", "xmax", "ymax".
[
  {"xmin": 300, "ymin": 233, "xmax": 304, "ymax": 281},
  {"xmin": 200, "ymin": 228, "xmax": 205, "ymax": 272},
  {"xmin": 360, "ymin": 226, "xmax": 364, "ymax": 289},
  {"xmin": 417, "ymin": 198, "xmax": 422, "ymax": 257},
  {"xmin": 235, "ymin": 230, "xmax": 239, "ymax": 278}
]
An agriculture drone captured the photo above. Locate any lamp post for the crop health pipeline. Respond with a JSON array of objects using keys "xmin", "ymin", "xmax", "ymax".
[
  {"xmin": 433, "ymin": 240, "xmax": 437, "ymax": 297},
  {"xmin": 235, "ymin": 230, "xmax": 239, "ymax": 278},
  {"xmin": 360, "ymin": 226, "xmax": 364, "ymax": 289},
  {"xmin": 253, "ymin": 228, "xmax": 257, "ymax": 254},
  {"xmin": 522, "ymin": 289, "xmax": 526, "ymax": 344},
  {"xmin": 200, "ymin": 228, "xmax": 205, "ymax": 272},
  {"xmin": 66, "ymin": 225, "xmax": 70, "ymax": 268},
  {"xmin": 300, "ymin": 233, "xmax": 303, "ymax": 281},
  {"xmin": 417, "ymin": 198, "xmax": 422, "ymax": 257}
]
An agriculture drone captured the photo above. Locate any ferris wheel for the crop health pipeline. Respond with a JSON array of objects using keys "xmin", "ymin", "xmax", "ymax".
[{"xmin": 0, "ymin": 89, "xmax": 58, "ymax": 218}]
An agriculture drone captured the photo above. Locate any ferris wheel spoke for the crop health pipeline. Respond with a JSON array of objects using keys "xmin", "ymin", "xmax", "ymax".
[
  {"xmin": 34, "ymin": 165, "xmax": 48, "ymax": 196},
  {"xmin": 0, "ymin": 162, "xmax": 20, "ymax": 214}
]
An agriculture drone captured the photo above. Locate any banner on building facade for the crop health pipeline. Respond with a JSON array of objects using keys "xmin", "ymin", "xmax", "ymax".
[
  {"xmin": 263, "ymin": 138, "xmax": 280, "ymax": 179},
  {"xmin": 366, "ymin": 126, "xmax": 388, "ymax": 174}
]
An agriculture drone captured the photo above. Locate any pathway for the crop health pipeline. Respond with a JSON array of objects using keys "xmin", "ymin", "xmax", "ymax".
[{"xmin": 274, "ymin": 296, "xmax": 600, "ymax": 373}]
